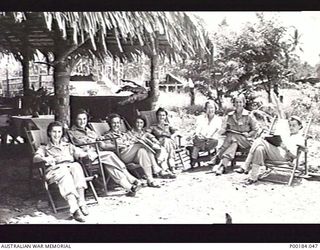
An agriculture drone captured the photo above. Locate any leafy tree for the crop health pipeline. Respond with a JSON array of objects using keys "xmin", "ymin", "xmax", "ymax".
[
  {"xmin": 177, "ymin": 13, "xmax": 305, "ymax": 106},
  {"xmin": 288, "ymin": 58, "xmax": 315, "ymax": 81}
]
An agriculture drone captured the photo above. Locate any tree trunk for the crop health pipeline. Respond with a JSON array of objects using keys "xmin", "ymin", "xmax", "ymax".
[
  {"xmin": 214, "ymin": 84, "xmax": 223, "ymax": 109},
  {"xmin": 19, "ymin": 58, "xmax": 31, "ymax": 111},
  {"xmin": 190, "ymin": 87, "xmax": 195, "ymax": 106},
  {"xmin": 262, "ymin": 79, "xmax": 272, "ymax": 103},
  {"xmin": 146, "ymin": 32, "xmax": 160, "ymax": 110},
  {"xmin": 148, "ymin": 53, "xmax": 160, "ymax": 110},
  {"xmin": 267, "ymin": 88, "xmax": 272, "ymax": 103},
  {"xmin": 53, "ymin": 61, "xmax": 71, "ymax": 126}
]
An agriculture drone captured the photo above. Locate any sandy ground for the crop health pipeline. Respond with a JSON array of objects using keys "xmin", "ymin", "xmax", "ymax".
[{"xmin": 1, "ymin": 157, "xmax": 320, "ymax": 224}]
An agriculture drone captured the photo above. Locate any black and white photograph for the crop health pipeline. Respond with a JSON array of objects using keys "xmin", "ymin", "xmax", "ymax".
[{"xmin": 0, "ymin": 10, "xmax": 320, "ymax": 232}]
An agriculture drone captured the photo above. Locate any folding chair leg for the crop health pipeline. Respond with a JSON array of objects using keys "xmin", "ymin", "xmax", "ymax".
[
  {"xmin": 304, "ymin": 141, "xmax": 308, "ymax": 176},
  {"xmin": 44, "ymin": 183, "xmax": 57, "ymax": 214},
  {"xmin": 87, "ymin": 180, "xmax": 99, "ymax": 203},
  {"xmin": 28, "ymin": 160, "xmax": 34, "ymax": 195},
  {"xmin": 95, "ymin": 144, "xmax": 108, "ymax": 196},
  {"xmin": 99, "ymin": 163, "xmax": 108, "ymax": 196},
  {"xmin": 106, "ymin": 175, "xmax": 111, "ymax": 186},
  {"xmin": 288, "ymin": 153, "xmax": 301, "ymax": 186},
  {"xmin": 178, "ymin": 151, "xmax": 184, "ymax": 169}
]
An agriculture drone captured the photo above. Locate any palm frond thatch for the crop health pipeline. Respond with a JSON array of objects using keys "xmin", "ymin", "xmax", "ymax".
[{"xmin": 0, "ymin": 12, "xmax": 211, "ymax": 62}]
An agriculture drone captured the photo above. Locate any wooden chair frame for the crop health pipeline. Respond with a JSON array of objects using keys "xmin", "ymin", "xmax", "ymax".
[
  {"xmin": 67, "ymin": 129, "xmax": 110, "ymax": 196},
  {"xmin": 230, "ymin": 116, "xmax": 278, "ymax": 168},
  {"xmin": 262, "ymin": 117, "xmax": 313, "ymax": 186},
  {"xmin": 89, "ymin": 121, "xmax": 145, "ymax": 177},
  {"xmin": 26, "ymin": 129, "xmax": 99, "ymax": 213},
  {"xmin": 68, "ymin": 121, "xmax": 143, "ymax": 194},
  {"xmin": 136, "ymin": 109, "xmax": 186, "ymax": 169}
]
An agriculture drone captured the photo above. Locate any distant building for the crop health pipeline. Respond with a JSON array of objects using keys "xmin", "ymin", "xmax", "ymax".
[{"xmin": 159, "ymin": 73, "xmax": 186, "ymax": 92}]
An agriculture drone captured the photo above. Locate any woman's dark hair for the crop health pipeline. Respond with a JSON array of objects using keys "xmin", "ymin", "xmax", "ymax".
[
  {"xmin": 204, "ymin": 100, "xmax": 218, "ymax": 111},
  {"xmin": 289, "ymin": 115, "xmax": 303, "ymax": 129},
  {"xmin": 47, "ymin": 121, "xmax": 65, "ymax": 138},
  {"xmin": 135, "ymin": 115, "xmax": 147, "ymax": 128},
  {"xmin": 106, "ymin": 113, "xmax": 122, "ymax": 127},
  {"xmin": 232, "ymin": 94, "xmax": 247, "ymax": 105},
  {"xmin": 73, "ymin": 109, "xmax": 90, "ymax": 127},
  {"xmin": 156, "ymin": 107, "xmax": 168, "ymax": 117},
  {"xmin": 75, "ymin": 108, "xmax": 89, "ymax": 118}
]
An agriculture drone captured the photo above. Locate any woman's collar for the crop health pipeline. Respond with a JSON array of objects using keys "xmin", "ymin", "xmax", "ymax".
[{"xmin": 229, "ymin": 109, "xmax": 250, "ymax": 116}]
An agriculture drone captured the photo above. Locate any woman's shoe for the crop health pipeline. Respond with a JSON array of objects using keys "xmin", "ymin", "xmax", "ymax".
[
  {"xmin": 190, "ymin": 158, "xmax": 197, "ymax": 168},
  {"xmin": 147, "ymin": 182, "xmax": 161, "ymax": 188},
  {"xmin": 73, "ymin": 209, "xmax": 86, "ymax": 222},
  {"xmin": 126, "ymin": 184, "xmax": 142, "ymax": 197},
  {"xmin": 209, "ymin": 155, "xmax": 220, "ymax": 165},
  {"xmin": 244, "ymin": 179, "xmax": 257, "ymax": 185},
  {"xmin": 126, "ymin": 191, "xmax": 136, "ymax": 197},
  {"xmin": 234, "ymin": 167, "xmax": 248, "ymax": 174},
  {"xmin": 156, "ymin": 170, "xmax": 175, "ymax": 179},
  {"xmin": 215, "ymin": 164, "xmax": 225, "ymax": 176},
  {"xmin": 165, "ymin": 170, "xmax": 177, "ymax": 178},
  {"xmin": 133, "ymin": 180, "xmax": 146, "ymax": 187},
  {"xmin": 79, "ymin": 205, "xmax": 89, "ymax": 216}
]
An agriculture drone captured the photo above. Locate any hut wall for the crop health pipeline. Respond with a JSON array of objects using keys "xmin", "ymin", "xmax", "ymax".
[{"xmin": 70, "ymin": 96, "xmax": 150, "ymax": 126}]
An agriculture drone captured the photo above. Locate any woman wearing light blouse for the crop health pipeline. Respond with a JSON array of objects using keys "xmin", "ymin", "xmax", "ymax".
[
  {"xmin": 68, "ymin": 110, "xmax": 142, "ymax": 197},
  {"xmin": 239, "ymin": 116, "xmax": 305, "ymax": 184},
  {"xmin": 34, "ymin": 121, "xmax": 89, "ymax": 222},
  {"xmin": 190, "ymin": 100, "xmax": 223, "ymax": 167}
]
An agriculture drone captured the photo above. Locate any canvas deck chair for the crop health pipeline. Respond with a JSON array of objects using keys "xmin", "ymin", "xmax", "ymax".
[
  {"xmin": 136, "ymin": 109, "xmax": 188, "ymax": 169},
  {"xmin": 186, "ymin": 145, "xmax": 217, "ymax": 169},
  {"xmin": 25, "ymin": 129, "xmax": 99, "ymax": 213},
  {"xmin": 262, "ymin": 117, "xmax": 313, "ymax": 186},
  {"xmin": 67, "ymin": 127, "xmax": 110, "ymax": 196},
  {"xmin": 87, "ymin": 120, "xmax": 144, "ymax": 183},
  {"xmin": 229, "ymin": 116, "xmax": 274, "ymax": 168}
]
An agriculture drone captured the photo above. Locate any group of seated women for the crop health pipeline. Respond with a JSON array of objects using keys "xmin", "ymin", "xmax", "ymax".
[
  {"xmin": 190, "ymin": 94, "xmax": 304, "ymax": 184},
  {"xmin": 33, "ymin": 108, "xmax": 179, "ymax": 222},
  {"xmin": 33, "ymin": 93, "xmax": 305, "ymax": 222}
]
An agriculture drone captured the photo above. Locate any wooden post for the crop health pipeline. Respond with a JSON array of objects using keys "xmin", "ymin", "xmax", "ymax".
[
  {"xmin": 149, "ymin": 53, "xmax": 160, "ymax": 110},
  {"xmin": 53, "ymin": 60, "xmax": 71, "ymax": 126},
  {"xmin": 6, "ymin": 63, "xmax": 9, "ymax": 97}
]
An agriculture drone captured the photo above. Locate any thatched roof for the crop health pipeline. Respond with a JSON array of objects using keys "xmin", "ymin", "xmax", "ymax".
[{"xmin": 0, "ymin": 12, "xmax": 212, "ymax": 62}]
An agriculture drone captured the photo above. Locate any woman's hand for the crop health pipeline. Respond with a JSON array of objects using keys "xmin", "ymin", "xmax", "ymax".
[
  {"xmin": 195, "ymin": 134, "xmax": 205, "ymax": 140},
  {"xmin": 87, "ymin": 151, "xmax": 98, "ymax": 161},
  {"xmin": 242, "ymin": 132, "xmax": 250, "ymax": 138},
  {"xmin": 44, "ymin": 156, "xmax": 56, "ymax": 166},
  {"xmin": 118, "ymin": 144, "xmax": 127, "ymax": 150},
  {"xmin": 96, "ymin": 136, "xmax": 105, "ymax": 141},
  {"xmin": 279, "ymin": 142, "xmax": 289, "ymax": 151}
]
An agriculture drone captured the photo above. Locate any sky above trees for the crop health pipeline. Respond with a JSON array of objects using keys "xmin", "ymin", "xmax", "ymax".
[{"xmin": 193, "ymin": 11, "xmax": 320, "ymax": 66}]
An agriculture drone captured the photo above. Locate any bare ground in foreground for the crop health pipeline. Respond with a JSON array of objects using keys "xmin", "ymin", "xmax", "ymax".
[{"xmin": 1, "ymin": 158, "xmax": 320, "ymax": 224}]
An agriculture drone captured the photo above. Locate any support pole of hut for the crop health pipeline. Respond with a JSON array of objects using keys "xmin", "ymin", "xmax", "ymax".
[
  {"xmin": 21, "ymin": 58, "xmax": 30, "ymax": 93},
  {"xmin": 5, "ymin": 63, "xmax": 9, "ymax": 97},
  {"xmin": 149, "ymin": 53, "xmax": 160, "ymax": 110},
  {"xmin": 53, "ymin": 60, "xmax": 71, "ymax": 125},
  {"xmin": 148, "ymin": 32, "xmax": 160, "ymax": 110}
]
